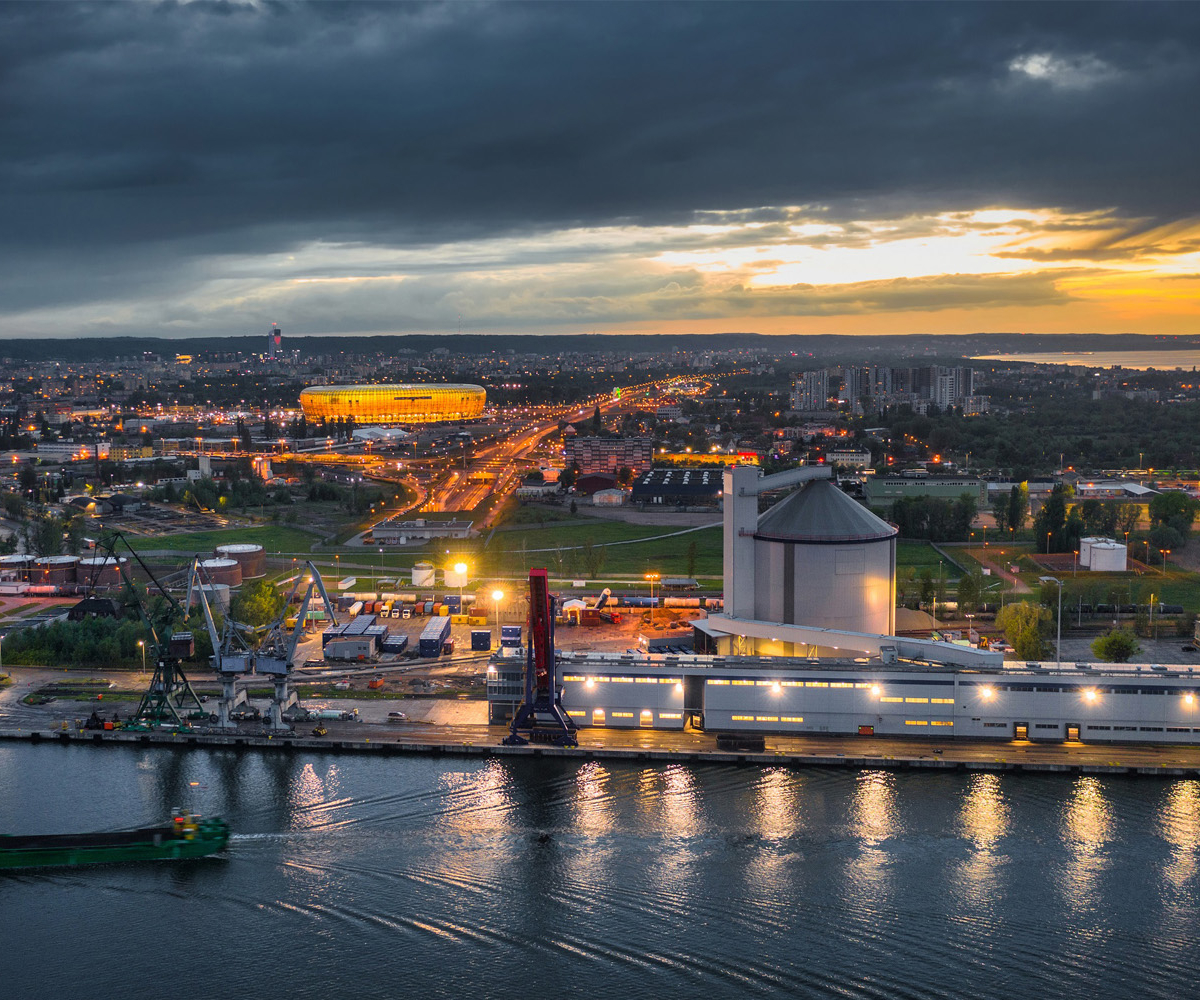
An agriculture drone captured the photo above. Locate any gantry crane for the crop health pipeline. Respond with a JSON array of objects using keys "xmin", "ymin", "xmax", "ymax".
[{"xmin": 503, "ymin": 567, "xmax": 577, "ymax": 747}]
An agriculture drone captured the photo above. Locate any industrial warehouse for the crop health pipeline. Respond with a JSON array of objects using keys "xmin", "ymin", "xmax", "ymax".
[
  {"xmin": 491, "ymin": 464, "xmax": 1200, "ymax": 747},
  {"xmin": 298, "ymin": 383, "xmax": 486, "ymax": 424}
]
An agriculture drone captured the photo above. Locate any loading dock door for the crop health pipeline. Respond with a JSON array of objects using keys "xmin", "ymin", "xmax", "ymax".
[
  {"xmin": 1066, "ymin": 723, "xmax": 1080, "ymax": 742},
  {"xmin": 1014, "ymin": 722, "xmax": 1029, "ymax": 740}
]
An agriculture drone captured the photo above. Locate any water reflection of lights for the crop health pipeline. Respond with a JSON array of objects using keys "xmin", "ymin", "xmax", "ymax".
[
  {"xmin": 843, "ymin": 772, "xmax": 899, "ymax": 909},
  {"xmin": 435, "ymin": 761, "xmax": 516, "ymax": 838},
  {"xmin": 572, "ymin": 761, "xmax": 615, "ymax": 837},
  {"xmin": 290, "ymin": 762, "xmax": 337, "ymax": 830},
  {"xmin": 1159, "ymin": 781, "xmax": 1200, "ymax": 891},
  {"xmin": 852, "ymin": 771, "xmax": 899, "ymax": 844},
  {"xmin": 1058, "ymin": 777, "xmax": 1113, "ymax": 916},
  {"xmin": 752, "ymin": 768, "xmax": 800, "ymax": 841},
  {"xmin": 951, "ymin": 774, "xmax": 1011, "ymax": 917}
]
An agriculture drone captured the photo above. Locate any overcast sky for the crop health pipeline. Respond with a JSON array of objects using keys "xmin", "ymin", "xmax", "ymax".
[{"xmin": 2, "ymin": 0, "xmax": 1199, "ymax": 340}]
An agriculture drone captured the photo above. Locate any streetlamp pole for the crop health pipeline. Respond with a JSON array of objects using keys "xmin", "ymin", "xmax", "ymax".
[
  {"xmin": 138, "ymin": 639, "xmax": 145, "ymax": 672},
  {"xmin": 1056, "ymin": 579, "xmax": 1063, "ymax": 667},
  {"xmin": 1161, "ymin": 548, "xmax": 1170, "ymax": 576},
  {"xmin": 454, "ymin": 562, "xmax": 468, "ymax": 612},
  {"xmin": 492, "ymin": 589, "xmax": 504, "ymax": 627}
]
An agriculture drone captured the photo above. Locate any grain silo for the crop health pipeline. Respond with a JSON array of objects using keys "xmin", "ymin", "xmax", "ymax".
[
  {"xmin": 750, "ymin": 478, "xmax": 897, "ymax": 634},
  {"xmin": 214, "ymin": 542, "xmax": 266, "ymax": 578},
  {"xmin": 200, "ymin": 558, "xmax": 243, "ymax": 587}
]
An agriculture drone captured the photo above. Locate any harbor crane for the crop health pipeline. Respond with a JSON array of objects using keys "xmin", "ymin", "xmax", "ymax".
[
  {"xmin": 503, "ymin": 567, "xmax": 577, "ymax": 747},
  {"xmin": 254, "ymin": 562, "xmax": 339, "ymax": 730},
  {"xmin": 185, "ymin": 559, "xmax": 253, "ymax": 729},
  {"xmin": 94, "ymin": 533, "xmax": 206, "ymax": 729},
  {"xmin": 187, "ymin": 559, "xmax": 338, "ymax": 732}
]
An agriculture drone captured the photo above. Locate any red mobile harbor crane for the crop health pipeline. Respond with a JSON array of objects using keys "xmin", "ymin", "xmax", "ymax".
[{"xmin": 503, "ymin": 568, "xmax": 578, "ymax": 747}]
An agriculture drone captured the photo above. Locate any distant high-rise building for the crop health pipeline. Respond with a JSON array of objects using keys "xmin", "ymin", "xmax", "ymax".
[
  {"xmin": 789, "ymin": 370, "xmax": 829, "ymax": 411},
  {"xmin": 269, "ymin": 324, "xmax": 282, "ymax": 360}
]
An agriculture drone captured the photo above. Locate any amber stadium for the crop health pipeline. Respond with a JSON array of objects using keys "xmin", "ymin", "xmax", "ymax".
[{"xmin": 299, "ymin": 384, "xmax": 486, "ymax": 425}]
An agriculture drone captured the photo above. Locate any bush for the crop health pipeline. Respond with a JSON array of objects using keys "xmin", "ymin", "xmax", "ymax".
[{"xmin": 1091, "ymin": 629, "xmax": 1141, "ymax": 663}]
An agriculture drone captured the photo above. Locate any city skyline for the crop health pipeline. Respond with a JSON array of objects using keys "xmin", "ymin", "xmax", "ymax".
[{"xmin": 1, "ymin": 2, "xmax": 1198, "ymax": 340}]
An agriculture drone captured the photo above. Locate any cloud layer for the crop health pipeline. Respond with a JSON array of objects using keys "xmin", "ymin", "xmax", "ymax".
[{"xmin": 1, "ymin": 1, "xmax": 1198, "ymax": 338}]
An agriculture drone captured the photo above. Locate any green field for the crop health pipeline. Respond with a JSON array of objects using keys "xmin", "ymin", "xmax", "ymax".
[
  {"xmin": 489, "ymin": 520, "xmax": 724, "ymax": 580},
  {"xmin": 124, "ymin": 525, "xmax": 320, "ymax": 556}
]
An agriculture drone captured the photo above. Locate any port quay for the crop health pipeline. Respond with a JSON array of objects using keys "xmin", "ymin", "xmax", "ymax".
[{"xmin": 8, "ymin": 723, "xmax": 1200, "ymax": 778}]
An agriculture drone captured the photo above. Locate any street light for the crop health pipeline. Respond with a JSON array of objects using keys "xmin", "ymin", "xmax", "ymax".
[
  {"xmin": 1160, "ymin": 548, "xmax": 1171, "ymax": 576},
  {"xmin": 645, "ymin": 572, "xmax": 660, "ymax": 621},
  {"xmin": 1048, "ymin": 577, "xmax": 1064, "ymax": 667},
  {"xmin": 454, "ymin": 561, "xmax": 468, "ymax": 611},
  {"xmin": 138, "ymin": 639, "xmax": 145, "ymax": 672},
  {"xmin": 492, "ymin": 588, "xmax": 504, "ymax": 626}
]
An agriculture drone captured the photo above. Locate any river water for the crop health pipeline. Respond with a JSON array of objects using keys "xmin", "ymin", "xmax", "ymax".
[{"xmin": 2, "ymin": 742, "xmax": 1198, "ymax": 999}]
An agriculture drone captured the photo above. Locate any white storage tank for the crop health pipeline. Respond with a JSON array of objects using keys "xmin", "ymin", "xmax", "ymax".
[
  {"xmin": 752, "ymin": 478, "xmax": 897, "ymax": 634},
  {"xmin": 412, "ymin": 561, "xmax": 435, "ymax": 587},
  {"xmin": 189, "ymin": 582, "xmax": 231, "ymax": 613},
  {"xmin": 444, "ymin": 563, "xmax": 469, "ymax": 588},
  {"xmin": 214, "ymin": 542, "xmax": 266, "ymax": 578},
  {"xmin": 1089, "ymin": 541, "xmax": 1127, "ymax": 572},
  {"xmin": 1079, "ymin": 536, "xmax": 1108, "ymax": 569}
]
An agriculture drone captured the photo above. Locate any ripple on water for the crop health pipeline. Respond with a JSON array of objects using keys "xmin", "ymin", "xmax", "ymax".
[{"xmin": 1, "ymin": 746, "xmax": 1198, "ymax": 1000}]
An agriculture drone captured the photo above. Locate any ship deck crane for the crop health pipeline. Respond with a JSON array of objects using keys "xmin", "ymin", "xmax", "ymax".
[{"xmin": 503, "ymin": 567, "xmax": 577, "ymax": 747}]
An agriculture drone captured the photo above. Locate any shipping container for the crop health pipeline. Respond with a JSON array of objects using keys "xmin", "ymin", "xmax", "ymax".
[
  {"xmin": 468, "ymin": 616, "xmax": 487, "ymax": 627},
  {"xmin": 325, "ymin": 639, "xmax": 374, "ymax": 661},
  {"xmin": 500, "ymin": 624, "xmax": 522, "ymax": 647},
  {"xmin": 442, "ymin": 638, "xmax": 455, "ymax": 655},
  {"xmin": 419, "ymin": 616, "xmax": 452, "ymax": 657},
  {"xmin": 367, "ymin": 676, "xmax": 385, "ymax": 690},
  {"xmin": 470, "ymin": 629, "xmax": 492, "ymax": 652},
  {"xmin": 451, "ymin": 614, "xmax": 468, "ymax": 625}
]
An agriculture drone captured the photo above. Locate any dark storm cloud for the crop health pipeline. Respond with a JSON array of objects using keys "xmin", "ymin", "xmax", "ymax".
[{"xmin": 0, "ymin": 0, "xmax": 1197, "ymax": 335}]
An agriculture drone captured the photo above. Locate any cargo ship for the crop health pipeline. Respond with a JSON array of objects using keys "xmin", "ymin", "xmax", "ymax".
[{"xmin": 0, "ymin": 812, "xmax": 230, "ymax": 870}]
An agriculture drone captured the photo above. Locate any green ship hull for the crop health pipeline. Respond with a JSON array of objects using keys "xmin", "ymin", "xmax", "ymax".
[{"xmin": 0, "ymin": 817, "xmax": 230, "ymax": 870}]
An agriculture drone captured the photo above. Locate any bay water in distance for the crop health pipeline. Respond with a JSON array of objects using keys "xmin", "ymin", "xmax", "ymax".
[
  {"xmin": 1, "ymin": 742, "xmax": 1198, "ymax": 999},
  {"xmin": 973, "ymin": 350, "xmax": 1200, "ymax": 370}
]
